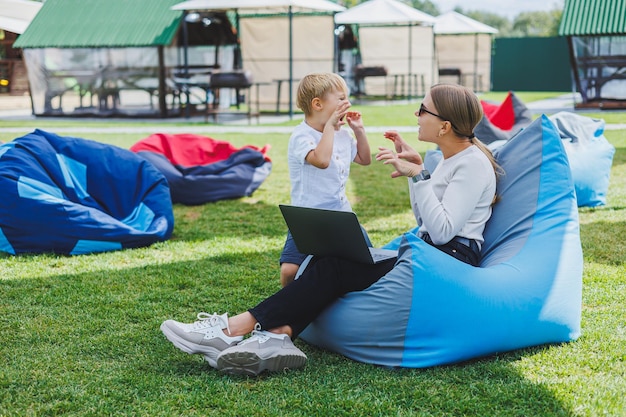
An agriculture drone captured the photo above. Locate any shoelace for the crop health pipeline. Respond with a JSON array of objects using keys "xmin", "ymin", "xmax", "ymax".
[
  {"xmin": 192, "ymin": 312, "xmax": 232, "ymax": 335},
  {"xmin": 247, "ymin": 323, "xmax": 270, "ymax": 343}
]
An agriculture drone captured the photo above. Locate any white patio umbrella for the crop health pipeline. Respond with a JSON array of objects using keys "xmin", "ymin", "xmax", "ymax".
[{"xmin": 171, "ymin": 0, "xmax": 346, "ymax": 117}]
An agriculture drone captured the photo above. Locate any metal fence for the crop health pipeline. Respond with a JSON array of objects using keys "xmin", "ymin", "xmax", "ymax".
[{"xmin": 491, "ymin": 36, "xmax": 572, "ymax": 92}]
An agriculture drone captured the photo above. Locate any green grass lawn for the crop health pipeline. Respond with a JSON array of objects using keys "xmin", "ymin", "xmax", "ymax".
[{"xmin": 0, "ymin": 103, "xmax": 625, "ymax": 416}]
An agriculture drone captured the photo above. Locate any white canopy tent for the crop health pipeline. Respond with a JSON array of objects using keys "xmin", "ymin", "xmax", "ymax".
[
  {"xmin": 173, "ymin": 0, "xmax": 344, "ymax": 14},
  {"xmin": 0, "ymin": 0, "xmax": 42, "ymax": 34},
  {"xmin": 1, "ymin": 0, "xmax": 42, "ymax": 96},
  {"xmin": 172, "ymin": 0, "xmax": 345, "ymax": 116},
  {"xmin": 434, "ymin": 11, "xmax": 498, "ymax": 92},
  {"xmin": 335, "ymin": 0, "xmax": 437, "ymax": 98}
]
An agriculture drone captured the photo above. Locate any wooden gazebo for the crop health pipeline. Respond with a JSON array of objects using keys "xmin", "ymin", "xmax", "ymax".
[{"xmin": 560, "ymin": 0, "xmax": 626, "ymax": 109}]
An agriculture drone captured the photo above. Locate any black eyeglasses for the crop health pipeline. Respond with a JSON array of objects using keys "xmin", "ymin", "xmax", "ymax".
[
  {"xmin": 418, "ymin": 104, "xmax": 457, "ymax": 130},
  {"xmin": 418, "ymin": 103, "xmax": 443, "ymax": 119}
]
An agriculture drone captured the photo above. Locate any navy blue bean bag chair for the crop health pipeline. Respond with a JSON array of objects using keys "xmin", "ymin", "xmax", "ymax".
[
  {"xmin": 299, "ymin": 115, "xmax": 583, "ymax": 368},
  {"xmin": 131, "ymin": 133, "xmax": 272, "ymax": 205},
  {"xmin": 0, "ymin": 129, "xmax": 174, "ymax": 255}
]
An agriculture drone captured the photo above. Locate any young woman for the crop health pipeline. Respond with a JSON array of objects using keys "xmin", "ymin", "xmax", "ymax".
[{"xmin": 160, "ymin": 84, "xmax": 500, "ymax": 376}]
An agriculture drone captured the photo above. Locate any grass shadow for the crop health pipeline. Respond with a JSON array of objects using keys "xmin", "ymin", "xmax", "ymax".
[
  {"xmin": 1, "ymin": 254, "xmax": 576, "ymax": 416},
  {"xmin": 579, "ymin": 219, "xmax": 626, "ymax": 266},
  {"xmin": 300, "ymin": 344, "xmax": 576, "ymax": 416},
  {"xmin": 171, "ymin": 197, "xmax": 286, "ymax": 243}
]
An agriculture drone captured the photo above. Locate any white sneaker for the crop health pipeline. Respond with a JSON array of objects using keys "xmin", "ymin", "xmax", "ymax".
[
  {"xmin": 160, "ymin": 312, "xmax": 243, "ymax": 368},
  {"xmin": 217, "ymin": 325, "xmax": 307, "ymax": 376}
]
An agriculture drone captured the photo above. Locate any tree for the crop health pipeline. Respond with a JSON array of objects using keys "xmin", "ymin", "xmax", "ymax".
[
  {"xmin": 334, "ymin": 0, "xmax": 563, "ymax": 38},
  {"xmin": 407, "ymin": 0, "xmax": 439, "ymax": 16},
  {"xmin": 338, "ymin": 0, "xmax": 360, "ymax": 7},
  {"xmin": 512, "ymin": 10, "xmax": 562, "ymax": 37},
  {"xmin": 547, "ymin": 9, "xmax": 564, "ymax": 36},
  {"xmin": 459, "ymin": 9, "xmax": 512, "ymax": 36},
  {"xmin": 452, "ymin": 7, "xmax": 562, "ymax": 38}
]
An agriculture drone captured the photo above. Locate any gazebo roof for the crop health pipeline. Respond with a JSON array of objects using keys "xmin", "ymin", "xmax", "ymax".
[
  {"xmin": 559, "ymin": 0, "xmax": 626, "ymax": 36},
  {"xmin": 434, "ymin": 11, "xmax": 498, "ymax": 35},
  {"xmin": 14, "ymin": 0, "xmax": 183, "ymax": 48},
  {"xmin": 171, "ymin": 0, "xmax": 345, "ymax": 14},
  {"xmin": 334, "ymin": 0, "xmax": 436, "ymax": 25},
  {"xmin": 0, "ymin": 0, "xmax": 42, "ymax": 34}
]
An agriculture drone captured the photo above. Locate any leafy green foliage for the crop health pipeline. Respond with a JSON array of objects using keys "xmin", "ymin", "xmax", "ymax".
[
  {"xmin": 331, "ymin": 0, "xmax": 564, "ymax": 38},
  {"xmin": 512, "ymin": 10, "xmax": 563, "ymax": 37}
]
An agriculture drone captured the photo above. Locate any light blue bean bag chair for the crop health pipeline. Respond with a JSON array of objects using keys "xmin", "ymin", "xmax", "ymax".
[
  {"xmin": 299, "ymin": 115, "xmax": 583, "ymax": 368},
  {"xmin": 549, "ymin": 112, "xmax": 615, "ymax": 207}
]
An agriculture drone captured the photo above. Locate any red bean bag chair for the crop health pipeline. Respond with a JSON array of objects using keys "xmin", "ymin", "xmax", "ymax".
[
  {"xmin": 131, "ymin": 133, "xmax": 271, "ymax": 205},
  {"xmin": 475, "ymin": 91, "xmax": 533, "ymax": 144}
]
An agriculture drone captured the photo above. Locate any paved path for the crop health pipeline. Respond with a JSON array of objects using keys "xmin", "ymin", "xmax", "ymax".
[{"xmin": 1, "ymin": 93, "xmax": 625, "ymax": 133}]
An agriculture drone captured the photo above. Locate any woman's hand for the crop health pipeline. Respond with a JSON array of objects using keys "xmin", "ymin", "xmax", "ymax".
[
  {"xmin": 383, "ymin": 130, "xmax": 423, "ymax": 165},
  {"xmin": 376, "ymin": 146, "xmax": 422, "ymax": 179}
]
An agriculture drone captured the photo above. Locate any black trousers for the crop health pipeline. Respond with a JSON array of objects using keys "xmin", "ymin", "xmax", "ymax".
[
  {"xmin": 249, "ymin": 236, "xmax": 479, "ymax": 338},
  {"xmin": 249, "ymin": 256, "xmax": 396, "ymax": 338},
  {"xmin": 421, "ymin": 233, "xmax": 481, "ymax": 267}
]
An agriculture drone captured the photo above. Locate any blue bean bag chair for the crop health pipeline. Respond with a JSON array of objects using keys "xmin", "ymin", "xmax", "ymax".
[
  {"xmin": 549, "ymin": 112, "xmax": 615, "ymax": 207},
  {"xmin": 0, "ymin": 129, "xmax": 174, "ymax": 255},
  {"xmin": 131, "ymin": 133, "xmax": 272, "ymax": 205},
  {"xmin": 299, "ymin": 115, "xmax": 583, "ymax": 368}
]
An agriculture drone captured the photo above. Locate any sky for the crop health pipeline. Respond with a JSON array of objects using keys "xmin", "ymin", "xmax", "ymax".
[{"xmin": 432, "ymin": 0, "xmax": 565, "ymax": 19}]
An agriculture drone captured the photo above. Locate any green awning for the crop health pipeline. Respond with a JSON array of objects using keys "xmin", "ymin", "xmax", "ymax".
[
  {"xmin": 559, "ymin": 0, "xmax": 626, "ymax": 36},
  {"xmin": 14, "ymin": 0, "xmax": 183, "ymax": 48}
]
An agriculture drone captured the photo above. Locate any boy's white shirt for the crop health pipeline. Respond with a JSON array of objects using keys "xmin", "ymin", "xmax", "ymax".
[{"xmin": 288, "ymin": 121, "xmax": 357, "ymax": 211}]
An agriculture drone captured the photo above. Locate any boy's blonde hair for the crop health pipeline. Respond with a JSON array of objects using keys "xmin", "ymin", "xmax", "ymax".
[{"xmin": 296, "ymin": 73, "xmax": 349, "ymax": 116}]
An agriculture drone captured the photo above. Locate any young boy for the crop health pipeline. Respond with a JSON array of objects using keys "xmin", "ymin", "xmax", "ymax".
[{"xmin": 279, "ymin": 72, "xmax": 371, "ymax": 286}]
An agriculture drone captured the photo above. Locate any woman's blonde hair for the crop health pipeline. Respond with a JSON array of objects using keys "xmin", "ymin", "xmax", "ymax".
[
  {"xmin": 430, "ymin": 84, "xmax": 503, "ymax": 173},
  {"xmin": 430, "ymin": 83, "xmax": 504, "ymax": 203},
  {"xmin": 296, "ymin": 73, "xmax": 349, "ymax": 115}
]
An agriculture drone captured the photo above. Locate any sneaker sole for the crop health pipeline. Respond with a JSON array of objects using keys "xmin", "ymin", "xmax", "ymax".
[
  {"xmin": 160, "ymin": 322, "xmax": 221, "ymax": 367},
  {"xmin": 217, "ymin": 350, "xmax": 307, "ymax": 376}
]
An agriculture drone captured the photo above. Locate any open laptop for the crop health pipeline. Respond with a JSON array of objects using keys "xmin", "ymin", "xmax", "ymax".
[{"xmin": 279, "ymin": 204, "xmax": 398, "ymax": 264}]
